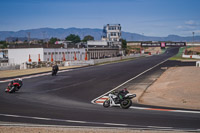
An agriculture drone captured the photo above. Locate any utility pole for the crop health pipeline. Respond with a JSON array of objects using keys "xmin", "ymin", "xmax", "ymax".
[
  {"xmin": 27, "ymin": 32, "xmax": 31, "ymax": 47},
  {"xmin": 192, "ymin": 32, "xmax": 195, "ymax": 55}
]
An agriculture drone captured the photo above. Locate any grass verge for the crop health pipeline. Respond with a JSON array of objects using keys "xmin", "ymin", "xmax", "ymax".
[{"xmin": 169, "ymin": 47, "xmax": 197, "ymax": 61}]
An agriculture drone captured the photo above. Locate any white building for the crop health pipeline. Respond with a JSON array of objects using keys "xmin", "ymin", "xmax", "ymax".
[
  {"xmin": 87, "ymin": 24, "xmax": 122, "ymax": 48},
  {"xmin": 102, "ymin": 24, "xmax": 121, "ymax": 42},
  {"xmin": 87, "ymin": 40, "xmax": 108, "ymax": 46},
  {"xmin": 8, "ymin": 48, "xmax": 86, "ymax": 65}
]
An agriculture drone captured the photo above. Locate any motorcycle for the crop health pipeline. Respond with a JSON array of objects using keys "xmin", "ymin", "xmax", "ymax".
[
  {"xmin": 52, "ymin": 69, "xmax": 58, "ymax": 76},
  {"xmin": 52, "ymin": 65, "xmax": 59, "ymax": 76},
  {"xmin": 103, "ymin": 92, "xmax": 136, "ymax": 109},
  {"xmin": 5, "ymin": 80, "xmax": 22, "ymax": 93}
]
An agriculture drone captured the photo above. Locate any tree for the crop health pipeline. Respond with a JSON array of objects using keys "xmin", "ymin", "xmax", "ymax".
[
  {"xmin": 49, "ymin": 37, "xmax": 60, "ymax": 44},
  {"xmin": 82, "ymin": 35, "xmax": 94, "ymax": 42},
  {"xmin": 0, "ymin": 41, "xmax": 8, "ymax": 49},
  {"xmin": 38, "ymin": 40, "xmax": 44, "ymax": 44},
  {"xmin": 65, "ymin": 34, "xmax": 81, "ymax": 43},
  {"xmin": 121, "ymin": 39, "xmax": 127, "ymax": 49}
]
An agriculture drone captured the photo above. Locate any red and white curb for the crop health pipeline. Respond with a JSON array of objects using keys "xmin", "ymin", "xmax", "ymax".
[{"xmin": 94, "ymin": 96, "xmax": 109, "ymax": 105}]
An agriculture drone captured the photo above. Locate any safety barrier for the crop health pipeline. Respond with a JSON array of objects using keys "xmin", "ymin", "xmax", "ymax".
[{"xmin": 196, "ymin": 61, "xmax": 200, "ymax": 67}]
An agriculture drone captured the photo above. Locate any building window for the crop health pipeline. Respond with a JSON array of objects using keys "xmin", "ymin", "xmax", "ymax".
[
  {"xmin": 59, "ymin": 52, "xmax": 61, "ymax": 54},
  {"xmin": 55, "ymin": 52, "xmax": 58, "ymax": 54},
  {"xmin": 48, "ymin": 52, "xmax": 51, "ymax": 55},
  {"xmin": 44, "ymin": 52, "xmax": 47, "ymax": 55}
]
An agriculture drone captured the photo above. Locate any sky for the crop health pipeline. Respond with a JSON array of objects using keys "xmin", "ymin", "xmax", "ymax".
[{"xmin": 0, "ymin": 0, "xmax": 200, "ymax": 37}]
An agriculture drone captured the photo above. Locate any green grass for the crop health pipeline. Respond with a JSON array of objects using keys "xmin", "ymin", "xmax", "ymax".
[
  {"xmin": 161, "ymin": 48, "xmax": 166, "ymax": 54},
  {"xmin": 169, "ymin": 47, "xmax": 185, "ymax": 60},
  {"xmin": 169, "ymin": 46, "xmax": 198, "ymax": 61}
]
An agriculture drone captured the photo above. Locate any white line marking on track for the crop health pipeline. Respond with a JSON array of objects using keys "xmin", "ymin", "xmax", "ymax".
[
  {"xmin": 91, "ymin": 59, "xmax": 169, "ymax": 104},
  {"xmin": 130, "ymin": 106, "xmax": 200, "ymax": 114},
  {"xmin": 104, "ymin": 123, "xmax": 128, "ymax": 126},
  {"xmin": 0, "ymin": 113, "xmax": 180, "ymax": 130},
  {"xmin": 147, "ymin": 126, "xmax": 173, "ymax": 129},
  {"xmin": 170, "ymin": 109, "xmax": 200, "ymax": 114},
  {"xmin": 91, "ymin": 58, "xmax": 200, "ymax": 114},
  {"xmin": 0, "ymin": 113, "xmax": 129, "ymax": 127},
  {"xmin": 0, "ymin": 69, "xmax": 72, "ymax": 83}
]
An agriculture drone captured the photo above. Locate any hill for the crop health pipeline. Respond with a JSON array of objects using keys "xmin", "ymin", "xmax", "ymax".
[{"xmin": 0, "ymin": 27, "xmax": 199, "ymax": 42}]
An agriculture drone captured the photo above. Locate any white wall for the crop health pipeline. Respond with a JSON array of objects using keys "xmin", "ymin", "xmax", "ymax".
[
  {"xmin": 182, "ymin": 54, "xmax": 200, "ymax": 59},
  {"xmin": 186, "ymin": 42, "xmax": 200, "ymax": 46},
  {"xmin": 8, "ymin": 48, "xmax": 87, "ymax": 65},
  {"xmin": 8, "ymin": 48, "xmax": 44, "ymax": 64},
  {"xmin": 43, "ymin": 48, "xmax": 86, "ymax": 61},
  {"xmin": 87, "ymin": 41, "xmax": 108, "ymax": 46}
]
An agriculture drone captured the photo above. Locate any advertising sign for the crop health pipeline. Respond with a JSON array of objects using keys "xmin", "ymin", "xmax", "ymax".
[
  {"xmin": 141, "ymin": 42, "xmax": 161, "ymax": 47},
  {"xmin": 161, "ymin": 42, "xmax": 165, "ymax": 47},
  {"xmin": 165, "ymin": 42, "xmax": 186, "ymax": 47},
  {"xmin": 141, "ymin": 42, "xmax": 186, "ymax": 47}
]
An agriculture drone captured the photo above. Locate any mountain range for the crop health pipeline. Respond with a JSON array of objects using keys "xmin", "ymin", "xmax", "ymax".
[{"xmin": 0, "ymin": 27, "xmax": 199, "ymax": 42}]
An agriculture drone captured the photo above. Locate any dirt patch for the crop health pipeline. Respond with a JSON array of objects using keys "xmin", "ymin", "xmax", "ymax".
[
  {"xmin": 139, "ymin": 66, "xmax": 200, "ymax": 110},
  {"xmin": 0, "ymin": 126, "xmax": 188, "ymax": 133},
  {"xmin": 144, "ymin": 47, "xmax": 162, "ymax": 54},
  {"xmin": 187, "ymin": 46, "xmax": 200, "ymax": 52},
  {"xmin": 0, "ymin": 66, "xmax": 80, "ymax": 78}
]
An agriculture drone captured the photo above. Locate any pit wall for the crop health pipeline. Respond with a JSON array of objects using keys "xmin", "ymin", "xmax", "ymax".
[
  {"xmin": 0, "ymin": 54, "xmax": 145, "ymax": 70},
  {"xmin": 65, "ymin": 54, "xmax": 143, "ymax": 66},
  {"xmin": 182, "ymin": 54, "xmax": 200, "ymax": 59}
]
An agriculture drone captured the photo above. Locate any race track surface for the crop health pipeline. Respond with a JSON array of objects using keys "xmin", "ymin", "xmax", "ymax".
[{"xmin": 0, "ymin": 48, "xmax": 200, "ymax": 132}]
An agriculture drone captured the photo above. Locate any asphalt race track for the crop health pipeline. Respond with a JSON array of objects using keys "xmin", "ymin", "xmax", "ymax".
[{"xmin": 0, "ymin": 48, "xmax": 200, "ymax": 132}]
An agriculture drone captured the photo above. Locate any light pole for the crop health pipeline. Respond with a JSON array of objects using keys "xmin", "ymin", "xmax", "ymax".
[{"xmin": 192, "ymin": 32, "xmax": 195, "ymax": 55}]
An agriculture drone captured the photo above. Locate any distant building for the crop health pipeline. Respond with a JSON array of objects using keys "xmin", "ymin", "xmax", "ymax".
[
  {"xmin": 87, "ymin": 40, "xmax": 108, "ymax": 47},
  {"xmin": 102, "ymin": 24, "xmax": 121, "ymax": 42},
  {"xmin": 7, "ymin": 48, "xmax": 86, "ymax": 65},
  {"xmin": 87, "ymin": 24, "xmax": 122, "ymax": 48},
  {"xmin": 86, "ymin": 24, "xmax": 123, "ymax": 58}
]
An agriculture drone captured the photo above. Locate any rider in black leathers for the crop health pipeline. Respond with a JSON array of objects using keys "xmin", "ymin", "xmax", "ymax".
[
  {"xmin": 52, "ymin": 63, "xmax": 59, "ymax": 76},
  {"xmin": 114, "ymin": 88, "xmax": 129, "ymax": 103}
]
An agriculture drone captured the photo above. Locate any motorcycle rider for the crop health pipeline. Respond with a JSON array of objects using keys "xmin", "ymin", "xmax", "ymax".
[
  {"xmin": 52, "ymin": 63, "xmax": 59, "ymax": 76},
  {"xmin": 5, "ymin": 78, "xmax": 23, "ymax": 92},
  {"xmin": 114, "ymin": 88, "xmax": 129, "ymax": 103}
]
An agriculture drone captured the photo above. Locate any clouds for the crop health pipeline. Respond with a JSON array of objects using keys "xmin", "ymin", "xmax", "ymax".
[
  {"xmin": 185, "ymin": 20, "xmax": 200, "ymax": 27},
  {"xmin": 176, "ymin": 20, "xmax": 200, "ymax": 35},
  {"xmin": 1, "ymin": 0, "xmax": 200, "ymax": 37}
]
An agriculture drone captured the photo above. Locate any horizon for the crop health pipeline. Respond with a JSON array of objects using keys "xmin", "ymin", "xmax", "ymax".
[
  {"xmin": 0, "ymin": 27, "xmax": 199, "ymax": 38},
  {"xmin": 0, "ymin": 0, "xmax": 200, "ymax": 37}
]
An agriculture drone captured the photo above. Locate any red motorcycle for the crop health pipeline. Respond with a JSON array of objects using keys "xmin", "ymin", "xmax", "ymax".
[{"xmin": 5, "ymin": 78, "xmax": 23, "ymax": 93}]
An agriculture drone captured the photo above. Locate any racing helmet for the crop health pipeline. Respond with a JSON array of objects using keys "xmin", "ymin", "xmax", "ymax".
[
  {"xmin": 123, "ymin": 88, "xmax": 127, "ymax": 91},
  {"xmin": 18, "ymin": 78, "xmax": 22, "ymax": 81}
]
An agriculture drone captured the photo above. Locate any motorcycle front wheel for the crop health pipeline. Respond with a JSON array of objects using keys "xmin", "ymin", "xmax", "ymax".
[
  {"xmin": 9, "ymin": 86, "xmax": 16, "ymax": 93},
  {"xmin": 120, "ymin": 99, "xmax": 132, "ymax": 109},
  {"xmin": 103, "ymin": 100, "xmax": 110, "ymax": 108}
]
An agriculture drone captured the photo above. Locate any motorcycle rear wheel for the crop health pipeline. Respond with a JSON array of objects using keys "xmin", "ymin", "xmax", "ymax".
[
  {"xmin": 120, "ymin": 99, "xmax": 132, "ymax": 109},
  {"xmin": 103, "ymin": 100, "xmax": 110, "ymax": 108}
]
